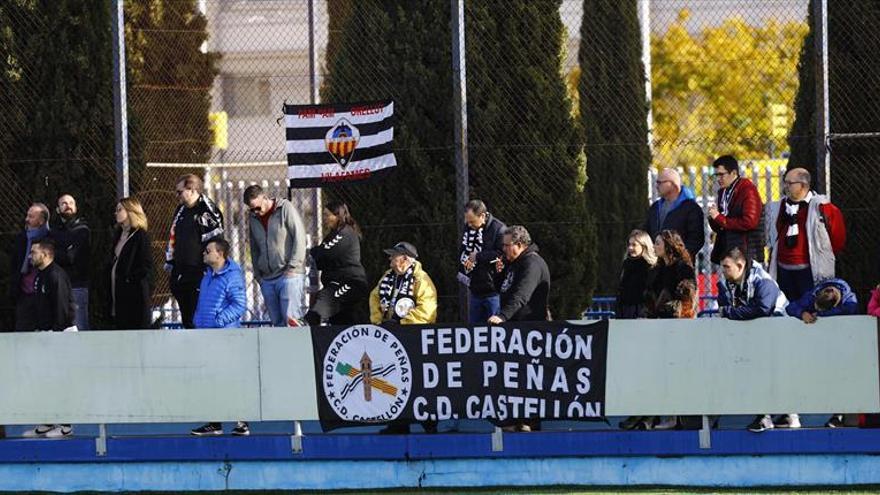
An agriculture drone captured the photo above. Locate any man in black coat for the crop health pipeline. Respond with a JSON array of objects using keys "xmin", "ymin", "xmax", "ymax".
[
  {"xmin": 51, "ymin": 194, "xmax": 91, "ymax": 330},
  {"xmin": 165, "ymin": 174, "xmax": 224, "ymax": 329},
  {"xmin": 31, "ymin": 239, "xmax": 75, "ymax": 332},
  {"xmin": 488, "ymin": 225, "xmax": 550, "ymax": 324},
  {"xmin": 24, "ymin": 239, "xmax": 76, "ymax": 439},
  {"xmin": 645, "ymin": 168, "xmax": 705, "ymax": 262},
  {"xmin": 9, "ymin": 203, "xmax": 51, "ymax": 331},
  {"xmin": 458, "ymin": 199, "xmax": 507, "ymax": 324}
]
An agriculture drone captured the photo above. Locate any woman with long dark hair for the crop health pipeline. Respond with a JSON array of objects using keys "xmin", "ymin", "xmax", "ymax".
[
  {"xmin": 303, "ymin": 201, "xmax": 368, "ymax": 325},
  {"xmin": 110, "ymin": 197, "xmax": 154, "ymax": 329},
  {"xmin": 645, "ymin": 230, "xmax": 697, "ymax": 319}
]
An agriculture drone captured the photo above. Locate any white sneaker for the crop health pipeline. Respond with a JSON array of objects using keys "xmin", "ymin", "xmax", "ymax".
[
  {"xmin": 44, "ymin": 424, "xmax": 73, "ymax": 439},
  {"xmin": 653, "ymin": 416, "xmax": 678, "ymax": 430},
  {"xmin": 23, "ymin": 424, "xmax": 54, "ymax": 438}
]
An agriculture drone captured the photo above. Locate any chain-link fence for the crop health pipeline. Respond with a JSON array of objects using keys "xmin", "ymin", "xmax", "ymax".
[{"xmin": 3, "ymin": 0, "xmax": 877, "ymax": 327}]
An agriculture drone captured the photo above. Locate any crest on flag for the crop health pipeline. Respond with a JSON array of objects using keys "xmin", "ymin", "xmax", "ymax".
[
  {"xmin": 284, "ymin": 100, "xmax": 396, "ymax": 188},
  {"xmin": 325, "ymin": 118, "xmax": 360, "ymax": 168}
]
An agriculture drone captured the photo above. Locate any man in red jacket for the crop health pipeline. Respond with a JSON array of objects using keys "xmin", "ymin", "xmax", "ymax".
[
  {"xmin": 764, "ymin": 167, "xmax": 846, "ymax": 302},
  {"xmin": 707, "ymin": 155, "xmax": 764, "ymax": 265}
]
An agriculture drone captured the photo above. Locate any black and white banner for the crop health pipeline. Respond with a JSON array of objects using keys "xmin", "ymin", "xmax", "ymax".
[
  {"xmin": 311, "ymin": 320, "xmax": 608, "ymax": 428},
  {"xmin": 284, "ymin": 100, "xmax": 396, "ymax": 188}
]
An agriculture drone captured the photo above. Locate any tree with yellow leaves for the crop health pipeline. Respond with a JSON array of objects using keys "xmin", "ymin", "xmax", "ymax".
[{"xmin": 651, "ymin": 10, "xmax": 808, "ymax": 168}]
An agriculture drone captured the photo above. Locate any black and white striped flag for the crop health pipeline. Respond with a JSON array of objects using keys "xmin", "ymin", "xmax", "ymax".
[{"xmin": 284, "ymin": 100, "xmax": 396, "ymax": 188}]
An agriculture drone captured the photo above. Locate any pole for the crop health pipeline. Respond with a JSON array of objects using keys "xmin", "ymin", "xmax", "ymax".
[
  {"xmin": 111, "ymin": 0, "xmax": 129, "ymax": 199},
  {"xmin": 638, "ymin": 0, "xmax": 653, "ymax": 154},
  {"xmin": 307, "ymin": 0, "xmax": 322, "ymax": 307},
  {"xmin": 451, "ymin": 0, "xmax": 469, "ymax": 322},
  {"xmin": 814, "ymin": 0, "xmax": 831, "ymax": 197}
]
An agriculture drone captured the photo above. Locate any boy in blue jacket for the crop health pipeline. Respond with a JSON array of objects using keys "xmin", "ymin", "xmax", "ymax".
[
  {"xmin": 786, "ymin": 278, "xmax": 858, "ymax": 324},
  {"xmin": 191, "ymin": 238, "xmax": 248, "ymax": 436}
]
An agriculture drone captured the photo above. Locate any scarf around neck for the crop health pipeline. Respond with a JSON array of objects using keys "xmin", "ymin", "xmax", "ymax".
[
  {"xmin": 459, "ymin": 222, "xmax": 485, "ymax": 274},
  {"xmin": 782, "ymin": 191, "xmax": 813, "ymax": 247},
  {"xmin": 378, "ymin": 263, "xmax": 416, "ymax": 317}
]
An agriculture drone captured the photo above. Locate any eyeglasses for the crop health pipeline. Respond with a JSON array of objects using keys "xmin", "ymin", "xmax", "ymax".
[
  {"xmin": 713, "ymin": 171, "xmax": 730, "ymax": 178},
  {"xmin": 783, "ymin": 180, "xmax": 806, "ymax": 186},
  {"xmin": 655, "ymin": 180, "xmax": 672, "ymax": 185}
]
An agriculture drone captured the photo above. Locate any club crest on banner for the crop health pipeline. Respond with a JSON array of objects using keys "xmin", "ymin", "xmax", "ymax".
[
  {"xmin": 322, "ymin": 324, "xmax": 411, "ymax": 422},
  {"xmin": 325, "ymin": 118, "xmax": 360, "ymax": 168}
]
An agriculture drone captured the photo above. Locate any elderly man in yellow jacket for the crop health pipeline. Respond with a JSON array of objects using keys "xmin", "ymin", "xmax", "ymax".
[{"xmin": 370, "ymin": 241, "xmax": 437, "ymax": 325}]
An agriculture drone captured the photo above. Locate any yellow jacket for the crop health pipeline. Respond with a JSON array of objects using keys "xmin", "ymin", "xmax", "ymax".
[{"xmin": 370, "ymin": 260, "xmax": 438, "ymax": 325}]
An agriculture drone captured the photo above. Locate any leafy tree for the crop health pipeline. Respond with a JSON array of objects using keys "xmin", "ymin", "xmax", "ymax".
[
  {"xmin": 467, "ymin": 0, "xmax": 596, "ymax": 316},
  {"xmin": 322, "ymin": 0, "xmax": 596, "ymax": 319},
  {"xmin": 579, "ymin": 0, "xmax": 651, "ymax": 295},
  {"xmin": 124, "ymin": 0, "xmax": 219, "ymax": 310},
  {"xmin": 652, "ymin": 10, "xmax": 807, "ymax": 169},
  {"xmin": 321, "ymin": 0, "xmax": 458, "ymax": 320}
]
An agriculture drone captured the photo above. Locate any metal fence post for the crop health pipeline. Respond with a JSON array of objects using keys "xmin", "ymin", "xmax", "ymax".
[
  {"xmin": 451, "ymin": 0, "xmax": 469, "ymax": 322},
  {"xmin": 110, "ymin": 0, "xmax": 129, "ymax": 199},
  {"xmin": 814, "ymin": 0, "xmax": 831, "ymax": 197}
]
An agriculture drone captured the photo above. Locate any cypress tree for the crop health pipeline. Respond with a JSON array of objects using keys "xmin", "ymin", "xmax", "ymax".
[
  {"xmin": 321, "ymin": 0, "xmax": 458, "ymax": 321},
  {"xmin": 789, "ymin": 1, "xmax": 880, "ymax": 303},
  {"xmin": 787, "ymin": 2, "xmax": 816, "ymax": 174},
  {"xmin": 1, "ymin": 0, "xmax": 118, "ymax": 327},
  {"xmin": 466, "ymin": 0, "xmax": 597, "ymax": 317},
  {"xmin": 579, "ymin": 0, "xmax": 651, "ymax": 295}
]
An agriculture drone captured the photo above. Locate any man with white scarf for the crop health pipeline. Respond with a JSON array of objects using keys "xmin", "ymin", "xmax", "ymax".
[{"xmin": 764, "ymin": 168, "xmax": 846, "ymax": 302}]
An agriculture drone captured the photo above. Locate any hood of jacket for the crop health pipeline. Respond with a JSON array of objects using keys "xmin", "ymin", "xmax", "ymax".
[{"xmin": 651, "ymin": 185, "xmax": 696, "ymax": 213}]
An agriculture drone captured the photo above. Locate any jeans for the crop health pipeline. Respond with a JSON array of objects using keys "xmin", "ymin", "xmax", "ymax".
[
  {"xmin": 777, "ymin": 265, "xmax": 814, "ymax": 302},
  {"xmin": 261, "ymin": 274, "xmax": 307, "ymax": 327},
  {"xmin": 469, "ymin": 293, "xmax": 501, "ymax": 324},
  {"xmin": 72, "ymin": 288, "xmax": 89, "ymax": 331}
]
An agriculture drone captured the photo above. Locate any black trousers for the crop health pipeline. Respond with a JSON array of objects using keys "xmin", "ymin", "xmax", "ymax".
[
  {"xmin": 304, "ymin": 280, "xmax": 367, "ymax": 326},
  {"xmin": 171, "ymin": 268, "xmax": 203, "ymax": 329},
  {"xmin": 14, "ymin": 294, "xmax": 38, "ymax": 331}
]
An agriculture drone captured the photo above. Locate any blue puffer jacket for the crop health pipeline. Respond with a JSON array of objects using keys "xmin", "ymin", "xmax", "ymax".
[
  {"xmin": 717, "ymin": 260, "xmax": 788, "ymax": 320},
  {"xmin": 786, "ymin": 278, "xmax": 859, "ymax": 318},
  {"xmin": 193, "ymin": 259, "xmax": 246, "ymax": 328}
]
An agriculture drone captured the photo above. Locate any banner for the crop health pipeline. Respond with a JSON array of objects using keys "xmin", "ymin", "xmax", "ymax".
[
  {"xmin": 311, "ymin": 320, "xmax": 608, "ymax": 428},
  {"xmin": 284, "ymin": 100, "xmax": 396, "ymax": 188}
]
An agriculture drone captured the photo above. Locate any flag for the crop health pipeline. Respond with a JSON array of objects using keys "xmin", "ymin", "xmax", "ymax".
[{"xmin": 284, "ymin": 100, "xmax": 396, "ymax": 188}]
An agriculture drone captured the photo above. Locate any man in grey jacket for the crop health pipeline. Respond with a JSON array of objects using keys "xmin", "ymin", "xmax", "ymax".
[{"xmin": 244, "ymin": 185, "xmax": 307, "ymax": 326}]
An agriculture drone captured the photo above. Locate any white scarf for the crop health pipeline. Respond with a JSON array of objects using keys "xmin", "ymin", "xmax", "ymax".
[{"xmin": 783, "ymin": 191, "xmax": 813, "ymax": 242}]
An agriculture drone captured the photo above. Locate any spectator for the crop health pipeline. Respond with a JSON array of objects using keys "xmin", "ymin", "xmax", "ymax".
[
  {"xmin": 716, "ymin": 247, "xmax": 790, "ymax": 433},
  {"xmin": 370, "ymin": 241, "xmax": 437, "ymax": 434},
  {"xmin": 458, "ymin": 199, "xmax": 507, "ymax": 324},
  {"xmin": 616, "ymin": 230, "xmax": 657, "ymax": 319},
  {"xmin": 708, "ymin": 155, "xmax": 764, "ymax": 265},
  {"xmin": 786, "ymin": 278, "xmax": 858, "ymax": 429},
  {"xmin": 243, "ymin": 185, "xmax": 307, "ymax": 327},
  {"xmin": 644, "ymin": 230, "xmax": 697, "ymax": 320},
  {"xmin": 487, "ymin": 225, "xmax": 551, "ymax": 325},
  {"xmin": 370, "ymin": 242, "xmax": 437, "ymax": 325},
  {"xmin": 23, "ymin": 238, "xmax": 75, "ymax": 439},
  {"xmin": 636, "ymin": 230, "xmax": 697, "ymax": 431},
  {"xmin": 51, "ymin": 194, "xmax": 91, "ymax": 330},
  {"xmin": 765, "ymin": 167, "xmax": 846, "ymax": 301},
  {"xmin": 645, "ymin": 168, "xmax": 705, "ymax": 262},
  {"xmin": 9, "ymin": 203, "xmax": 51, "ymax": 331},
  {"xmin": 869, "ymin": 283, "xmax": 880, "ymax": 318},
  {"xmin": 190, "ymin": 238, "xmax": 248, "ymax": 437},
  {"xmin": 165, "ymin": 174, "xmax": 224, "ymax": 329},
  {"xmin": 488, "ymin": 225, "xmax": 550, "ymax": 433},
  {"xmin": 111, "ymin": 198, "xmax": 154, "ymax": 330},
  {"xmin": 786, "ymin": 278, "xmax": 858, "ymax": 323},
  {"xmin": 304, "ymin": 201, "xmax": 368, "ymax": 326}
]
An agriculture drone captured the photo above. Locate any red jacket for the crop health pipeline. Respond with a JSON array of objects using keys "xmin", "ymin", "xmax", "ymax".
[
  {"xmin": 709, "ymin": 178, "xmax": 765, "ymax": 264},
  {"xmin": 868, "ymin": 288, "xmax": 880, "ymax": 318}
]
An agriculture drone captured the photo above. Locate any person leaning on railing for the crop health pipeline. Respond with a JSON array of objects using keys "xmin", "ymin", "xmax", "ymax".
[{"xmin": 717, "ymin": 246, "xmax": 790, "ymax": 433}]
